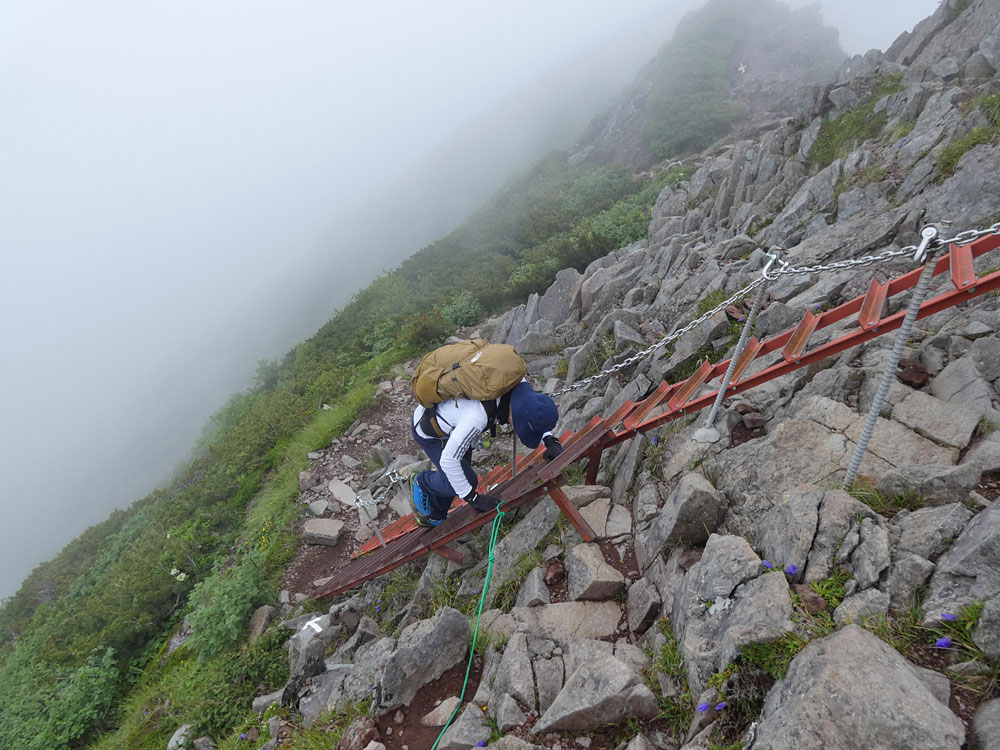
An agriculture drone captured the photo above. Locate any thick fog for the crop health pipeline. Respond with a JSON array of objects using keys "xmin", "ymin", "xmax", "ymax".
[{"xmin": 0, "ymin": 0, "xmax": 939, "ymax": 599}]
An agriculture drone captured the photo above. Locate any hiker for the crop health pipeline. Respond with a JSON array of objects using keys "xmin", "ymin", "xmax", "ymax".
[{"xmin": 409, "ymin": 380, "xmax": 564, "ymax": 526}]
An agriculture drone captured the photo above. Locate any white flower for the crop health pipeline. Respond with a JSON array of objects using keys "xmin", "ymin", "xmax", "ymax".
[
  {"xmin": 170, "ymin": 567, "xmax": 179, "ymax": 576},
  {"xmin": 176, "ymin": 572, "xmax": 188, "ymax": 582}
]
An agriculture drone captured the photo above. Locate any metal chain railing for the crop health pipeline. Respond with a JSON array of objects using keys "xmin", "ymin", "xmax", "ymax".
[
  {"xmin": 553, "ymin": 275, "xmax": 769, "ymax": 397},
  {"xmin": 553, "ymin": 222, "xmax": 1000, "ymax": 399}
]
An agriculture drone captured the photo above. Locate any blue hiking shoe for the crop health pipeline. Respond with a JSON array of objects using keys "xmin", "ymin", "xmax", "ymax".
[{"xmin": 409, "ymin": 475, "xmax": 445, "ymax": 527}]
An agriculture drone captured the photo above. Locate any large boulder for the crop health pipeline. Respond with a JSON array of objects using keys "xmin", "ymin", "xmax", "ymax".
[
  {"xmin": 891, "ymin": 391, "xmax": 980, "ymax": 449},
  {"xmin": 893, "ymin": 504, "xmax": 974, "ymax": 561},
  {"xmin": 760, "ymin": 487, "xmax": 823, "ymax": 581},
  {"xmin": 376, "ymin": 607, "xmax": 470, "ymax": 713},
  {"xmin": 672, "ymin": 535, "xmax": 795, "ymax": 695},
  {"xmin": 635, "ymin": 472, "xmax": 725, "ymax": 572},
  {"xmin": 971, "ymin": 698, "xmax": 1000, "ymax": 750},
  {"xmin": 533, "ymin": 640, "xmax": 658, "ymax": 733},
  {"xmin": 922, "ymin": 502, "xmax": 1000, "ymax": 625},
  {"xmin": 877, "ymin": 463, "xmax": 982, "ymax": 508},
  {"xmin": 565, "ymin": 543, "xmax": 625, "ymax": 601},
  {"xmin": 752, "ymin": 626, "xmax": 964, "ymax": 750},
  {"xmin": 482, "ymin": 601, "xmax": 623, "ymax": 641}
]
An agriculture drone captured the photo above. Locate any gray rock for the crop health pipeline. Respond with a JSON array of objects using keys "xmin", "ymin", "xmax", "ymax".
[
  {"xmin": 626, "ymin": 577, "xmax": 661, "ymax": 636},
  {"xmin": 633, "ymin": 482, "xmax": 662, "ymax": 524},
  {"xmin": 328, "ymin": 478, "xmax": 359, "ymax": 509},
  {"xmin": 833, "ymin": 588, "xmax": 890, "ymax": 624},
  {"xmin": 167, "ymin": 724, "xmax": 195, "ymax": 750},
  {"xmin": 193, "ymin": 739, "xmax": 216, "ymax": 750},
  {"xmin": 377, "ymin": 607, "xmax": 470, "ymax": 713},
  {"xmin": 492, "ymin": 632, "xmax": 536, "ymax": 710},
  {"xmin": 420, "ymin": 696, "xmax": 461, "ymax": 726},
  {"xmin": 614, "ymin": 320, "xmax": 646, "ymax": 350},
  {"xmin": 537, "ymin": 268, "xmax": 582, "ymax": 322},
  {"xmin": 303, "ymin": 518, "xmax": 345, "ymax": 546},
  {"xmin": 760, "ymin": 487, "xmax": 823, "ymax": 582},
  {"xmin": 308, "ymin": 499, "xmax": 328, "ymax": 516},
  {"xmin": 252, "ymin": 689, "xmax": 283, "ymax": 713},
  {"xmin": 485, "ymin": 496, "xmax": 562, "ymax": 606},
  {"xmin": 966, "ymin": 432, "xmax": 1000, "ymax": 473},
  {"xmin": 804, "ymin": 489, "xmax": 877, "ymax": 583},
  {"xmin": 922, "ymin": 502, "xmax": 1000, "ymax": 625},
  {"xmin": 674, "ymin": 535, "xmax": 794, "ymax": 695},
  {"xmin": 931, "ymin": 356, "xmax": 1000, "ymax": 422},
  {"xmin": 877, "ymin": 463, "xmax": 981, "ymax": 508},
  {"xmin": 971, "ymin": 698, "xmax": 1000, "ymax": 750},
  {"xmin": 851, "ymin": 517, "xmax": 891, "ymax": 590},
  {"xmin": 884, "ymin": 552, "xmax": 935, "ymax": 609},
  {"xmin": 534, "ymin": 641, "xmax": 658, "ymax": 733},
  {"xmin": 565, "ymin": 543, "xmax": 625, "ymax": 601},
  {"xmin": 298, "ymin": 664, "xmax": 354, "ymax": 728},
  {"xmin": 437, "ymin": 705, "xmax": 490, "ymax": 750},
  {"xmin": 892, "ymin": 391, "xmax": 980, "ymax": 449},
  {"xmin": 635, "ymin": 472, "xmax": 725, "ymax": 572},
  {"xmin": 894, "ymin": 504, "xmax": 974, "ymax": 561},
  {"xmin": 283, "ymin": 637, "xmax": 328, "ymax": 707},
  {"xmin": 485, "ymin": 601, "xmax": 623, "ymax": 641},
  {"xmin": 534, "ymin": 656, "xmax": 564, "ymax": 713},
  {"xmin": 515, "ymin": 567, "xmax": 551, "ymax": 608},
  {"xmin": 974, "ymin": 596, "xmax": 1000, "ymax": 663},
  {"xmin": 752, "ymin": 626, "xmax": 964, "ymax": 750},
  {"xmin": 487, "ymin": 737, "xmax": 547, "ymax": 750},
  {"xmin": 248, "ymin": 605, "xmax": 275, "ymax": 645},
  {"xmin": 756, "ymin": 300, "xmax": 801, "ymax": 337},
  {"xmin": 494, "ymin": 692, "xmax": 528, "ymax": 733}
]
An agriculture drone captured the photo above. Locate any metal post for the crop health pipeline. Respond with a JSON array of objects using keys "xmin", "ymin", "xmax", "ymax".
[
  {"xmin": 694, "ymin": 253, "xmax": 778, "ymax": 444},
  {"xmin": 843, "ymin": 230, "xmax": 942, "ymax": 488}
]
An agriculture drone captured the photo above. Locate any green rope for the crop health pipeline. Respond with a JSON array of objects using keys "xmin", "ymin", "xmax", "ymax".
[{"xmin": 431, "ymin": 501, "xmax": 507, "ymax": 750}]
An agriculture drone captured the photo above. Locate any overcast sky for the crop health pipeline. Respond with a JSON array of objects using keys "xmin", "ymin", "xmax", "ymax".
[{"xmin": 0, "ymin": 0, "xmax": 939, "ymax": 599}]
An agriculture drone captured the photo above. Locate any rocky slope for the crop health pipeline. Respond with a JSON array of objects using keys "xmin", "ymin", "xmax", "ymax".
[{"xmin": 171, "ymin": 2, "xmax": 1000, "ymax": 749}]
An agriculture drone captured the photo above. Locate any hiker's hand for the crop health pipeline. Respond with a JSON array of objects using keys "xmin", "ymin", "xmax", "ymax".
[
  {"xmin": 465, "ymin": 491, "xmax": 501, "ymax": 513},
  {"xmin": 542, "ymin": 435, "xmax": 564, "ymax": 461}
]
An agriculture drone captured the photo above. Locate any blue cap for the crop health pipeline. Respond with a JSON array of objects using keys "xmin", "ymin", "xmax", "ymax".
[{"xmin": 509, "ymin": 382, "xmax": 558, "ymax": 449}]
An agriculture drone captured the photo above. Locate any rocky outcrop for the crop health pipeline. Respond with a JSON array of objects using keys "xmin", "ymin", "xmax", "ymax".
[{"xmin": 752, "ymin": 626, "xmax": 965, "ymax": 749}]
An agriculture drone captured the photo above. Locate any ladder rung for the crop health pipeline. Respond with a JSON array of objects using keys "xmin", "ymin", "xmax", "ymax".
[
  {"xmin": 951, "ymin": 242, "xmax": 976, "ymax": 291},
  {"xmin": 623, "ymin": 380, "xmax": 672, "ymax": 430},
  {"xmin": 731, "ymin": 336, "xmax": 765, "ymax": 383},
  {"xmin": 433, "ymin": 545, "xmax": 466, "ymax": 564},
  {"xmin": 858, "ymin": 279, "xmax": 888, "ymax": 331},
  {"xmin": 783, "ymin": 311, "xmax": 819, "ymax": 362},
  {"xmin": 667, "ymin": 359, "xmax": 713, "ymax": 410}
]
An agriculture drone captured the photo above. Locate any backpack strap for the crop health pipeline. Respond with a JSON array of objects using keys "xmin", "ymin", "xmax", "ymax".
[
  {"xmin": 481, "ymin": 391, "xmax": 512, "ymax": 438},
  {"xmin": 418, "ymin": 406, "xmax": 448, "ymax": 438}
]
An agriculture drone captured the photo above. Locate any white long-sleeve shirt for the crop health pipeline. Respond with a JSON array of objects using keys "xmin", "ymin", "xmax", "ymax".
[{"xmin": 413, "ymin": 399, "xmax": 488, "ymax": 499}]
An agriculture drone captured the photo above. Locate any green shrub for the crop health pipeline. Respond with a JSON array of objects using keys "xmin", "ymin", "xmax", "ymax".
[
  {"xmin": 810, "ymin": 101, "xmax": 888, "ymax": 167},
  {"xmin": 936, "ymin": 127, "xmax": 998, "ymax": 179},
  {"xmin": 441, "ymin": 290, "xmax": 485, "ymax": 327}
]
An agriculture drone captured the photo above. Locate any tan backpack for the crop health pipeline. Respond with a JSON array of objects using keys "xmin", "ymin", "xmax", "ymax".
[{"xmin": 411, "ymin": 339, "xmax": 527, "ymax": 408}]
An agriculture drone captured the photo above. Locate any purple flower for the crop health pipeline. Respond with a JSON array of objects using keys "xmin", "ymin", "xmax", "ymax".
[
  {"xmin": 942, "ymin": 613, "xmax": 958, "ymax": 622},
  {"xmin": 785, "ymin": 564, "xmax": 799, "ymax": 575},
  {"xmin": 375, "ymin": 606, "xmax": 381, "ymax": 614},
  {"xmin": 651, "ymin": 436, "xmax": 659, "ymax": 444},
  {"xmin": 762, "ymin": 560, "xmax": 773, "ymax": 569},
  {"xmin": 696, "ymin": 702, "xmax": 710, "ymax": 712},
  {"xmin": 935, "ymin": 637, "xmax": 952, "ymax": 648},
  {"xmin": 716, "ymin": 701, "xmax": 727, "ymax": 711},
  {"xmin": 476, "ymin": 742, "xmax": 487, "ymax": 748},
  {"xmin": 240, "ymin": 733, "xmax": 247, "ymax": 740}
]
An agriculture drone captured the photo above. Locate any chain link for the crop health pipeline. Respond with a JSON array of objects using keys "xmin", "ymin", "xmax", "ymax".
[
  {"xmin": 553, "ymin": 275, "xmax": 768, "ymax": 396},
  {"xmin": 355, "ymin": 470, "xmax": 406, "ymax": 509},
  {"xmin": 553, "ymin": 222, "xmax": 1000, "ymax": 398},
  {"xmin": 772, "ymin": 223, "xmax": 1000, "ymax": 277}
]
